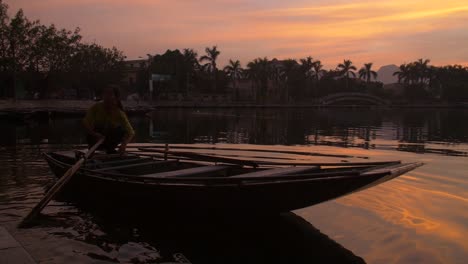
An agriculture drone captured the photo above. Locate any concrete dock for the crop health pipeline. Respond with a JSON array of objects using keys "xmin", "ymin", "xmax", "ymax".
[{"xmin": 0, "ymin": 226, "xmax": 36, "ymax": 264}]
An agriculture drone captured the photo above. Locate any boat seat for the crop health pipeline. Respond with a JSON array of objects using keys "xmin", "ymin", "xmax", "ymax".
[
  {"xmin": 230, "ymin": 166, "xmax": 320, "ymax": 178},
  {"xmin": 94, "ymin": 159, "xmax": 178, "ymax": 172},
  {"xmin": 140, "ymin": 165, "xmax": 233, "ymax": 178}
]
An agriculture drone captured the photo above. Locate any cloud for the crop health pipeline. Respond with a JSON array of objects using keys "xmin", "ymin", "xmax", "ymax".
[{"xmin": 6, "ymin": 0, "xmax": 468, "ymax": 68}]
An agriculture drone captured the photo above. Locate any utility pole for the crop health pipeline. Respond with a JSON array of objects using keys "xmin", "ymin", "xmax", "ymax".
[
  {"xmin": 149, "ymin": 78, "xmax": 153, "ymax": 103},
  {"xmin": 11, "ymin": 42, "xmax": 17, "ymax": 101}
]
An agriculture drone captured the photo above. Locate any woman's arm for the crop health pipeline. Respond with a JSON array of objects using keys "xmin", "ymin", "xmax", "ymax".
[
  {"xmin": 82, "ymin": 119, "xmax": 104, "ymax": 139},
  {"xmin": 83, "ymin": 104, "xmax": 104, "ymax": 139}
]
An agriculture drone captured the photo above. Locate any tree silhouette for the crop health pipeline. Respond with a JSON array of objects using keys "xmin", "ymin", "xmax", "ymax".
[
  {"xmin": 393, "ymin": 64, "xmax": 411, "ymax": 84},
  {"xmin": 280, "ymin": 59, "xmax": 299, "ymax": 103},
  {"xmin": 358, "ymin": 63, "xmax": 378, "ymax": 83},
  {"xmin": 200, "ymin": 45, "xmax": 220, "ymax": 91},
  {"xmin": 312, "ymin": 60, "xmax": 326, "ymax": 95},
  {"xmin": 337, "ymin": 59, "xmax": 357, "ymax": 90},
  {"xmin": 182, "ymin": 48, "xmax": 199, "ymax": 93},
  {"xmin": 300, "ymin": 56, "xmax": 315, "ymax": 97},
  {"xmin": 414, "ymin": 58, "xmax": 430, "ymax": 85},
  {"xmin": 223, "ymin": 59, "xmax": 242, "ymax": 100},
  {"xmin": 300, "ymin": 56, "xmax": 314, "ymax": 78},
  {"xmin": 0, "ymin": 2, "xmax": 124, "ymax": 99},
  {"xmin": 247, "ymin": 57, "xmax": 270, "ymax": 103}
]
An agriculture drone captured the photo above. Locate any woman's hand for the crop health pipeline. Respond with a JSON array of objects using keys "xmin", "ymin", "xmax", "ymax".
[{"xmin": 118, "ymin": 143, "xmax": 127, "ymax": 154}]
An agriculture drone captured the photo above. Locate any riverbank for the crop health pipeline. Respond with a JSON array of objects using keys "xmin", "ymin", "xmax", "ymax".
[
  {"xmin": 0, "ymin": 226, "xmax": 36, "ymax": 263},
  {"xmin": 0, "ymin": 100, "xmax": 154, "ymax": 115},
  {"xmin": 1, "ymin": 99, "xmax": 467, "ymax": 117}
]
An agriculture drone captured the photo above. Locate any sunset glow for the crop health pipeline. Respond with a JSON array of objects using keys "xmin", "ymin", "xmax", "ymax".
[{"xmin": 8, "ymin": 0, "xmax": 468, "ymax": 68}]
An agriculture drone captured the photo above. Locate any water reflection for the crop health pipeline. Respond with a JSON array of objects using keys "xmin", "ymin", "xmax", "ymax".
[
  {"xmin": 0, "ymin": 146, "xmax": 366, "ymax": 263},
  {"xmin": 151, "ymin": 108, "xmax": 468, "ymax": 156},
  {"xmin": 4, "ymin": 109, "xmax": 467, "ymax": 156},
  {"xmin": 1, "ymin": 108, "xmax": 468, "ymax": 263},
  {"xmin": 295, "ymin": 146, "xmax": 468, "ymax": 264}
]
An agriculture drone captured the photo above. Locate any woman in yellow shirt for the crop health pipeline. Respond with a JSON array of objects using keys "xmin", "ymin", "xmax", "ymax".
[{"xmin": 83, "ymin": 85, "xmax": 135, "ymax": 154}]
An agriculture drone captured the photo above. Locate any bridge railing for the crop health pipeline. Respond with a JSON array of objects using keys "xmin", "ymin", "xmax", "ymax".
[{"xmin": 319, "ymin": 92, "xmax": 389, "ymax": 105}]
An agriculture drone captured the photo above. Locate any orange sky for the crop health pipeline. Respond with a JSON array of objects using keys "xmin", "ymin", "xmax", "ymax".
[{"xmin": 7, "ymin": 0, "xmax": 468, "ymax": 69}]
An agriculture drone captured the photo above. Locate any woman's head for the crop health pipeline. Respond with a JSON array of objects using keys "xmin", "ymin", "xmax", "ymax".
[{"xmin": 101, "ymin": 85, "xmax": 123, "ymax": 110}]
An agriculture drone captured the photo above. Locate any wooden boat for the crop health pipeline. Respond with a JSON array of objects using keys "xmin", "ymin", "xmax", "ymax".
[{"xmin": 43, "ymin": 149, "xmax": 423, "ymax": 214}]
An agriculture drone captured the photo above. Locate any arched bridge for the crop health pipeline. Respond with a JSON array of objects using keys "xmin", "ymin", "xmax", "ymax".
[{"xmin": 319, "ymin": 93, "xmax": 389, "ymax": 106}]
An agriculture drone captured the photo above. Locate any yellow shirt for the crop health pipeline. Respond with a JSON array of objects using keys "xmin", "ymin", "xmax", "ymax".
[{"xmin": 83, "ymin": 102, "xmax": 135, "ymax": 137}]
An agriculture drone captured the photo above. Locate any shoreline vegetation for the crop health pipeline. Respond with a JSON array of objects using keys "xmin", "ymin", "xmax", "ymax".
[
  {"xmin": 1, "ymin": 2, "xmax": 468, "ymax": 107},
  {"xmin": 1, "ymin": 99, "xmax": 467, "ymax": 117}
]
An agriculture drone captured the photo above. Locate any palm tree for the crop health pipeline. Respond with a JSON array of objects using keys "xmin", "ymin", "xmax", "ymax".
[
  {"xmin": 247, "ymin": 57, "xmax": 270, "ymax": 103},
  {"xmin": 312, "ymin": 60, "xmax": 325, "ymax": 80},
  {"xmin": 337, "ymin": 59, "xmax": 357, "ymax": 90},
  {"xmin": 269, "ymin": 61, "xmax": 284, "ymax": 101},
  {"xmin": 199, "ymin": 46, "xmax": 220, "ymax": 91},
  {"xmin": 393, "ymin": 63, "xmax": 410, "ymax": 84},
  {"xmin": 300, "ymin": 56, "xmax": 315, "ymax": 97},
  {"xmin": 358, "ymin": 63, "xmax": 378, "ymax": 83},
  {"xmin": 414, "ymin": 58, "xmax": 430, "ymax": 85},
  {"xmin": 281, "ymin": 59, "xmax": 298, "ymax": 103},
  {"xmin": 182, "ymin": 48, "xmax": 199, "ymax": 93},
  {"xmin": 311, "ymin": 60, "xmax": 326, "ymax": 81},
  {"xmin": 223, "ymin": 59, "xmax": 242, "ymax": 100}
]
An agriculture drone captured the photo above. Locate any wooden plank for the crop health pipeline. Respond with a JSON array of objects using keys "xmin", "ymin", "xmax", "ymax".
[
  {"xmin": 85, "ymin": 157, "xmax": 153, "ymax": 168},
  {"xmin": 135, "ymin": 144, "xmax": 361, "ymax": 158},
  {"xmin": 361, "ymin": 162, "xmax": 423, "ymax": 175},
  {"xmin": 0, "ymin": 227, "xmax": 36, "ymax": 263},
  {"xmin": 230, "ymin": 166, "xmax": 319, "ymax": 178},
  {"xmin": 254, "ymin": 161, "xmax": 399, "ymax": 167},
  {"xmin": 94, "ymin": 160, "xmax": 178, "ymax": 172},
  {"xmin": 129, "ymin": 170, "xmax": 363, "ymax": 184},
  {"xmin": 137, "ymin": 148, "xmax": 259, "ymax": 168},
  {"xmin": 140, "ymin": 165, "xmax": 232, "ymax": 178},
  {"xmin": 131, "ymin": 150, "xmax": 397, "ymax": 168}
]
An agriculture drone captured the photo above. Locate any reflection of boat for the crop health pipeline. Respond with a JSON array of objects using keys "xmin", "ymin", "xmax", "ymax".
[{"xmin": 44, "ymin": 150, "xmax": 422, "ymax": 214}]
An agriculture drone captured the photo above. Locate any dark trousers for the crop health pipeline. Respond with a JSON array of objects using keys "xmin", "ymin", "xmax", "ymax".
[{"xmin": 87, "ymin": 126, "xmax": 125, "ymax": 154}]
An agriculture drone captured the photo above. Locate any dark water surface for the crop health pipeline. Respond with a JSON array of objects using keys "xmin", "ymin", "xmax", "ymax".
[{"xmin": 0, "ymin": 108, "xmax": 467, "ymax": 263}]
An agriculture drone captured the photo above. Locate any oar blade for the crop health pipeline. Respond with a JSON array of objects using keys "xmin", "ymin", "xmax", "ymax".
[{"xmin": 18, "ymin": 138, "xmax": 105, "ymax": 228}]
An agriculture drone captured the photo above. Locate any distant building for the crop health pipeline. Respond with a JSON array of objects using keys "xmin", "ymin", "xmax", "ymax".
[{"xmin": 122, "ymin": 59, "xmax": 149, "ymax": 86}]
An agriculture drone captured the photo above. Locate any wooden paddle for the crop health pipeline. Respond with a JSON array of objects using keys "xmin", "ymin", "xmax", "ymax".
[{"xmin": 19, "ymin": 138, "xmax": 105, "ymax": 227}]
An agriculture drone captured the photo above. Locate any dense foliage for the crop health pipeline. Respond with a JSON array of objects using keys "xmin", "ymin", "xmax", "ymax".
[{"xmin": 0, "ymin": 1, "xmax": 125, "ymax": 99}]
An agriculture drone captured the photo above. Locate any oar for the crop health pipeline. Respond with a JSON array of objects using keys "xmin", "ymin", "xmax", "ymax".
[
  {"xmin": 19, "ymin": 138, "xmax": 105, "ymax": 227},
  {"xmin": 136, "ymin": 147, "xmax": 259, "ymax": 168}
]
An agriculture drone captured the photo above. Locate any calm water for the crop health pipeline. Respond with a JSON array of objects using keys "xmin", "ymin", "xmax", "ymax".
[{"xmin": 0, "ymin": 108, "xmax": 467, "ymax": 263}]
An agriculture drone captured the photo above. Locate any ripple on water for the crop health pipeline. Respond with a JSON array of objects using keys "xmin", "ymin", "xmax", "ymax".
[{"xmin": 1, "ymin": 138, "xmax": 468, "ymax": 263}]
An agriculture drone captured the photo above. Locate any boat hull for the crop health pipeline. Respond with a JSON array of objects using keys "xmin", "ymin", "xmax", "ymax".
[{"xmin": 44, "ymin": 152, "xmax": 417, "ymax": 214}]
